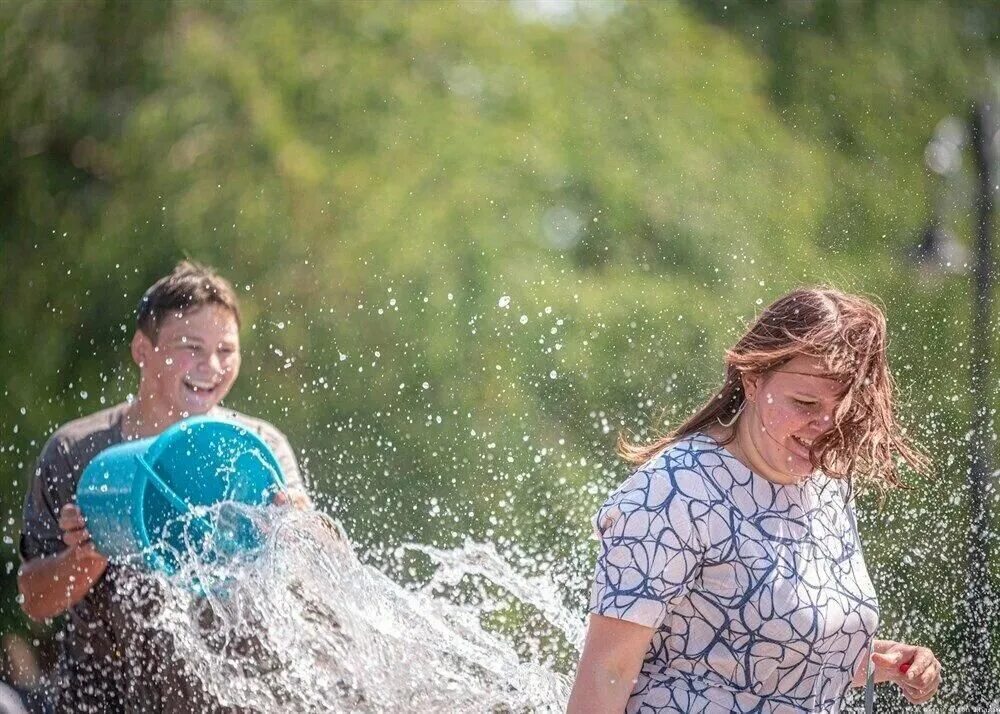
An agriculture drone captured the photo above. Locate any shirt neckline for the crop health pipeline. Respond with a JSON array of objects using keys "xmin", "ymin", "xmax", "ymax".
[{"xmin": 689, "ymin": 431, "xmax": 813, "ymax": 491}]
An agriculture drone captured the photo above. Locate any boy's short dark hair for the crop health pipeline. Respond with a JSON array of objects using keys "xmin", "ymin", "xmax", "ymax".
[{"xmin": 136, "ymin": 260, "xmax": 241, "ymax": 341}]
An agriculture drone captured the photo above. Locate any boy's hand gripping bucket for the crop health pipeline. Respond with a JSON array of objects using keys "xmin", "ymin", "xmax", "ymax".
[{"xmin": 76, "ymin": 416, "xmax": 287, "ymax": 574}]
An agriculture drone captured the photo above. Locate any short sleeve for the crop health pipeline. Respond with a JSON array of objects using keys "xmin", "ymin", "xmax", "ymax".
[
  {"xmin": 20, "ymin": 439, "xmax": 73, "ymax": 561},
  {"xmin": 589, "ymin": 468, "xmax": 706, "ymax": 629},
  {"xmin": 259, "ymin": 427, "xmax": 304, "ymax": 491}
]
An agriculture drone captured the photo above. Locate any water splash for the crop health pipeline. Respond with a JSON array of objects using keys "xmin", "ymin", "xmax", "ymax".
[{"xmin": 140, "ymin": 506, "xmax": 576, "ymax": 712}]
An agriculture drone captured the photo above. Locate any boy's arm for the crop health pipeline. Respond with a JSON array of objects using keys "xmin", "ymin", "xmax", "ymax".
[
  {"xmin": 19, "ymin": 504, "xmax": 108, "ymax": 621},
  {"xmin": 19, "ymin": 440, "xmax": 108, "ymax": 620}
]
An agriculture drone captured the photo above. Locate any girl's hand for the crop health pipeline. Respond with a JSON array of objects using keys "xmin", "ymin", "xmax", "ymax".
[{"xmin": 871, "ymin": 641, "xmax": 941, "ymax": 705}]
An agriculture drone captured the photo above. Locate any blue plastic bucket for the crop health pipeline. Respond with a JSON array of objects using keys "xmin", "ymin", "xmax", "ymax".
[{"xmin": 77, "ymin": 416, "xmax": 286, "ymax": 574}]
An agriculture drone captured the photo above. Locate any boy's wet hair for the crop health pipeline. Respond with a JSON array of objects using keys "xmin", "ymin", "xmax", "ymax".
[{"xmin": 136, "ymin": 260, "xmax": 241, "ymax": 342}]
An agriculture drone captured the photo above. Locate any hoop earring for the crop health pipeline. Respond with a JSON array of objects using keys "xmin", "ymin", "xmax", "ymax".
[{"xmin": 717, "ymin": 400, "xmax": 746, "ymax": 428}]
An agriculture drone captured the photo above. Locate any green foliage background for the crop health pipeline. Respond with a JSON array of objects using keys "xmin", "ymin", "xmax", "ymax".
[{"xmin": 1, "ymin": 0, "xmax": 998, "ymax": 708}]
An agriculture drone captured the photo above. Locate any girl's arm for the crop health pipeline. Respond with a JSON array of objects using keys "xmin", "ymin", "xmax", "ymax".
[{"xmin": 567, "ymin": 614, "xmax": 654, "ymax": 714}]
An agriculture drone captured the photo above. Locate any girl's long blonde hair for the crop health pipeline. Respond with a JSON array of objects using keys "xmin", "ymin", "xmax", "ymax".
[{"xmin": 619, "ymin": 287, "xmax": 929, "ymax": 488}]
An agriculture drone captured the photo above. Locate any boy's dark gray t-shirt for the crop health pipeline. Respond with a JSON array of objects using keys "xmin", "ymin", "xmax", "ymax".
[{"xmin": 20, "ymin": 403, "xmax": 304, "ymax": 713}]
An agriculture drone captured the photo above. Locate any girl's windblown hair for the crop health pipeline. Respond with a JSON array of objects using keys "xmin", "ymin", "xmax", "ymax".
[{"xmin": 620, "ymin": 287, "xmax": 929, "ymax": 490}]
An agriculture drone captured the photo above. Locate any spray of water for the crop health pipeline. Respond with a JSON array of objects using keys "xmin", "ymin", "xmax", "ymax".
[{"xmin": 133, "ymin": 505, "xmax": 576, "ymax": 712}]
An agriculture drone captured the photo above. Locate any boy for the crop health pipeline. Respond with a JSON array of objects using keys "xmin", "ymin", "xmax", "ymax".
[{"xmin": 18, "ymin": 261, "xmax": 310, "ymax": 712}]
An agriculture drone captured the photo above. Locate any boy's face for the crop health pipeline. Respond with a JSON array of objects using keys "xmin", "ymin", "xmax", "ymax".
[{"xmin": 132, "ymin": 305, "xmax": 241, "ymax": 417}]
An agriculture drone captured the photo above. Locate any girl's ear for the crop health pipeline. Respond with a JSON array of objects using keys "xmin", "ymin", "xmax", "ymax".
[{"xmin": 741, "ymin": 372, "xmax": 760, "ymax": 402}]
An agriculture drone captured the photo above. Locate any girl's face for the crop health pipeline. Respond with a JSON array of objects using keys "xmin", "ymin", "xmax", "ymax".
[{"xmin": 739, "ymin": 355, "xmax": 846, "ymax": 482}]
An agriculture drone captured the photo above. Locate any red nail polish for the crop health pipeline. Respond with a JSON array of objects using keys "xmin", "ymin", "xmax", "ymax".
[{"xmin": 899, "ymin": 663, "xmax": 910, "ymax": 674}]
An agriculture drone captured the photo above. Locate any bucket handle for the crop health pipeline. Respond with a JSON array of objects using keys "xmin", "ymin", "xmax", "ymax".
[{"xmin": 136, "ymin": 455, "xmax": 216, "ymax": 535}]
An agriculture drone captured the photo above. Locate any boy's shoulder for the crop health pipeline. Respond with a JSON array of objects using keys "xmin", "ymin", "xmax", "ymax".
[{"xmin": 43, "ymin": 403, "xmax": 129, "ymax": 466}]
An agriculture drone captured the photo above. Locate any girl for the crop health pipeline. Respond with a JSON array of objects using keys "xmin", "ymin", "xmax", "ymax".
[{"xmin": 568, "ymin": 288, "xmax": 941, "ymax": 713}]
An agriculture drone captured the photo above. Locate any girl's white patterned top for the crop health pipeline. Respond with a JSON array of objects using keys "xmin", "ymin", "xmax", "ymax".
[{"xmin": 589, "ymin": 433, "xmax": 879, "ymax": 713}]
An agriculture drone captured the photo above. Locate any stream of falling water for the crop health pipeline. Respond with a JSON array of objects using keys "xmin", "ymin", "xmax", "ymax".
[{"xmin": 134, "ymin": 505, "xmax": 578, "ymax": 712}]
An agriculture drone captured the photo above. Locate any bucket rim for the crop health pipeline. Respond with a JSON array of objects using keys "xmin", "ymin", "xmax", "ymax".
[{"xmin": 144, "ymin": 415, "xmax": 285, "ymax": 488}]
